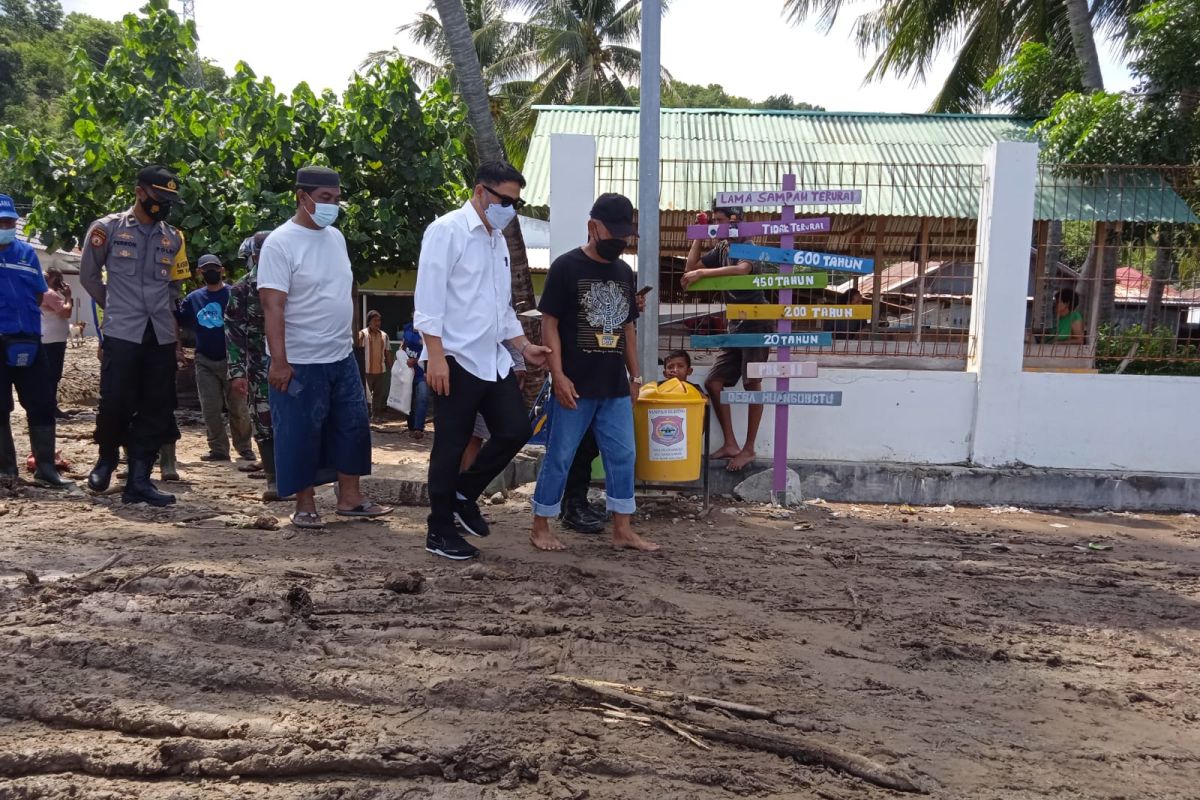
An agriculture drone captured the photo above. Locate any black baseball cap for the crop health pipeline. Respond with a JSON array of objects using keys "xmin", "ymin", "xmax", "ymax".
[
  {"xmin": 589, "ymin": 193, "xmax": 637, "ymax": 238},
  {"xmin": 198, "ymin": 254, "xmax": 222, "ymax": 269},
  {"xmin": 137, "ymin": 164, "xmax": 180, "ymax": 198}
]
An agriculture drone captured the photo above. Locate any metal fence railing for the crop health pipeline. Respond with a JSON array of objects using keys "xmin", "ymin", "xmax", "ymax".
[{"xmin": 1025, "ymin": 165, "xmax": 1200, "ymax": 375}]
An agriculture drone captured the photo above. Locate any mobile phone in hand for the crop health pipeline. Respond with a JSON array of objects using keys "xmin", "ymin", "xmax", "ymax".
[
  {"xmin": 286, "ymin": 378, "xmax": 304, "ymax": 397},
  {"xmin": 637, "ymin": 286, "xmax": 654, "ymax": 298}
]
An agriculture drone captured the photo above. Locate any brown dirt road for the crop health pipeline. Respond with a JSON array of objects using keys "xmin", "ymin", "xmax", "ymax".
[{"xmin": 2, "ymin": 357, "xmax": 1199, "ymax": 798}]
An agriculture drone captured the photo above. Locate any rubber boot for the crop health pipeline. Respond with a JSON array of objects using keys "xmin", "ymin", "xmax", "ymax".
[
  {"xmin": 88, "ymin": 446, "xmax": 121, "ymax": 493},
  {"xmin": 29, "ymin": 424, "xmax": 74, "ymax": 489},
  {"xmin": 0, "ymin": 418, "xmax": 18, "ymax": 489},
  {"xmin": 158, "ymin": 442, "xmax": 180, "ymax": 481},
  {"xmin": 122, "ymin": 457, "xmax": 176, "ymax": 506}
]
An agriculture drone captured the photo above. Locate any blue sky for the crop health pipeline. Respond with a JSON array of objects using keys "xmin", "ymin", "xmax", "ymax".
[{"xmin": 62, "ymin": 0, "xmax": 1134, "ymax": 113}]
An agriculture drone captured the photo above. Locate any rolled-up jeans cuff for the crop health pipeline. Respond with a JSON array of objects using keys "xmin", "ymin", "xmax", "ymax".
[
  {"xmin": 605, "ymin": 495, "xmax": 636, "ymax": 515},
  {"xmin": 531, "ymin": 500, "xmax": 562, "ymax": 518}
]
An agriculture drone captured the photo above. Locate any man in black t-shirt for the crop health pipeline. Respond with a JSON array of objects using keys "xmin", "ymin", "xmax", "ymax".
[
  {"xmin": 530, "ymin": 194, "xmax": 659, "ymax": 554},
  {"xmin": 682, "ymin": 204, "xmax": 767, "ymax": 472}
]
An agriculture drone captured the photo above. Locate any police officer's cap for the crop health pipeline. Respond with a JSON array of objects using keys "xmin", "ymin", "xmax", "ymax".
[
  {"xmin": 296, "ymin": 165, "xmax": 340, "ymax": 190},
  {"xmin": 137, "ymin": 165, "xmax": 180, "ymax": 198}
]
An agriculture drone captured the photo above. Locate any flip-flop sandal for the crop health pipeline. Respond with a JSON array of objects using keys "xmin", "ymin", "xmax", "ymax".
[
  {"xmin": 336, "ymin": 502, "xmax": 393, "ymax": 518},
  {"xmin": 290, "ymin": 511, "xmax": 325, "ymax": 529},
  {"xmin": 238, "ymin": 462, "xmax": 264, "ymax": 473}
]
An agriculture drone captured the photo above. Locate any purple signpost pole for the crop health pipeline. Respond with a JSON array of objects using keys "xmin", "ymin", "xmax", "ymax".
[{"xmin": 773, "ymin": 174, "xmax": 796, "ymax": 504}]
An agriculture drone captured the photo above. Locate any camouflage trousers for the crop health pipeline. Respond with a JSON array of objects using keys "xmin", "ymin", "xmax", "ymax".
[{"xmin": 247, "ymin": 374, "xmax": 273, "ymax": 443}]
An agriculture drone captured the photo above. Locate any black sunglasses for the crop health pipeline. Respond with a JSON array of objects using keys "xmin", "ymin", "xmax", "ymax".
[{"xmin": 483, "ymin": 185, "xmax": 527, "ymax": 211}]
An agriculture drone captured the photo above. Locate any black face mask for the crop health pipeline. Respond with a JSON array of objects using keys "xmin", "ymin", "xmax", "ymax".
[
  {"xmin": 595, "ymin": 238, "xmax": 627, "ymax": 262},
  {"xmin": 202, "ymin": 269, "xmax": 222, "ymax": 285},
  {"xmin": 140, "ymin": 195, "xmax": 173, "ymax": 223}
]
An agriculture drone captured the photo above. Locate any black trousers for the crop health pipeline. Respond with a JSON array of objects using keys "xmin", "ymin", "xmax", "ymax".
[
  {"xmin": 428, "ymin": 357, "xmax": 530, "ymax": 526},
  {"xmin": 0, "ymin": 337, "xmax": 55, "ymax": 426},
  {"xmin": 43, "ymin": 341, "xmax": 66, "ymax": 410},
  {"xmin": 94, "ymin": 324, "xmax": 178, "ymax": 461},
  {"xmin": 565, "ymin": 428, "xmax": 599, "ymax": 501}
]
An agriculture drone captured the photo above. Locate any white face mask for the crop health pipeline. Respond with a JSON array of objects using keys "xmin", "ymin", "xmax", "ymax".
[{"xmin": 484, "ymin": 202, "xmax": 516, "ymax": 230}]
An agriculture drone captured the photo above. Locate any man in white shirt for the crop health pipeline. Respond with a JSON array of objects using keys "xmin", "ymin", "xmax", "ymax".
[
  {"xmin": 415, "ymin": 160, "xmax": 550, "ymax": 560},
  {"xmin": 259, "ymin": 165, "xmax": 392, "ymax": 529}
]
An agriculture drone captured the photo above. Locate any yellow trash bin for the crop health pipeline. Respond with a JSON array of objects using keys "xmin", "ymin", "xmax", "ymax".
[{"xmin": 633, "ymin": 379, "xmax": 707, "ymax": 482}]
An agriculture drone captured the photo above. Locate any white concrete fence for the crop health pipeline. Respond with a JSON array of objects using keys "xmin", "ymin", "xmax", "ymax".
[{"xmin": 549, "ymin": 138, "xmax": 1199, "ymax": 475}]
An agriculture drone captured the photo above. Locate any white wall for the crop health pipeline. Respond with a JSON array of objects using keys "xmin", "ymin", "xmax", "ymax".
[
  {"xmin": 696, "ymin": 366, "xmax": 977, "ymax": 465},
  {"xmin": 1016, "ymin": 373, "xmax": 1198, "ymax": 473}
]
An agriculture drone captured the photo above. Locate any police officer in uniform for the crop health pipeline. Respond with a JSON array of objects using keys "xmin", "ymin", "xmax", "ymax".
[
  {"xmin": 0, "ymin": 193, "xmax": 73, "ymax": 489},
  {"xmin": 80, "ymin": 165, "xmax": 189, "ymax": 506}
]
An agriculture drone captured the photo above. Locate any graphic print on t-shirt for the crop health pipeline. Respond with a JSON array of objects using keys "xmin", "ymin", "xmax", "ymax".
[
  {"xmin": 578, "ymin": 279, "xmax": 631, "ymax": 350},
  {"xmin": 196, "ymin": 301, "xmax": 224, "ymax": 329}
]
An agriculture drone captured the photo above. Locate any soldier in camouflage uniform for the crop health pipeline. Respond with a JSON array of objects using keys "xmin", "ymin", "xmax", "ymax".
[{"xmin": 227, "ymin": 231, "xmax": 287, "ymax": 501}]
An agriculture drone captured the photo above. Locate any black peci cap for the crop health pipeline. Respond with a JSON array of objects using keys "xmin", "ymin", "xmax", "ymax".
[
  {"xmin": 296, "ymin": 165, "xmax": 340, "ymax": 190},
  {"xmin": 137, "ymin": 164, "xmax": 180, "ymax": 197},
  {"xmin": 589, "ymin": 193, "xmax": 637, "ymax": 238}
]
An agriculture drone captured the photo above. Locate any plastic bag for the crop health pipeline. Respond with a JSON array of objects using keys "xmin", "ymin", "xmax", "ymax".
[{"xmin": 387, "ymin": 358, "xmax": 414, "ymax": 415}]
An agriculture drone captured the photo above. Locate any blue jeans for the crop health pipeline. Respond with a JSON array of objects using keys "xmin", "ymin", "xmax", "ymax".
[
  {"xmin": 408, "ymin": 379, "xmax": 429, "ymax": 431},
  {"xmin": 532, "ymin": 395, "xmax": 636, "ymax": 517}
]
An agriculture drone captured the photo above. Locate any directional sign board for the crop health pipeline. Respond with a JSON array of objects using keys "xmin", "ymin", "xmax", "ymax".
[
  {"xmin": 727, "ymin": 303, "xmax": 872, "ymax": 321},
  {"xmin": 715, "ymin": 189, "xmax": 863, "ymax": 207},
  {"xmin": 686, "ymin": 272, "xmax": 829, "ymax": 291},
  {"xmin": 685, "ymin": 217, "xmax": 831, "ymax": 239},
  {"xmin": 730, "ymin": 244, "xmax": 873, "ymax": 275},
  {"xmin": 722, "ymin": 390, "xmax": 843, "ymax": 406},
  {"xmin": 690, "ymin": 332, "xmax": 833, "ymax": 349},
  {"xmin": 747, "ymin": 361, "xmax": 818, "ymax": 379}
]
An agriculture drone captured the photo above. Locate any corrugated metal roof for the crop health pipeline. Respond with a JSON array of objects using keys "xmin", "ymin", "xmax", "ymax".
[{"xmin": 524, "ymin": 107, "xmax": 1199, "ymax": 223}]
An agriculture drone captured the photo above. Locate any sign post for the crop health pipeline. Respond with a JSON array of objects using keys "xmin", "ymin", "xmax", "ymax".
[{"xmin": 683, "ymin": 178, "xmax": 864, "ymax": 505}]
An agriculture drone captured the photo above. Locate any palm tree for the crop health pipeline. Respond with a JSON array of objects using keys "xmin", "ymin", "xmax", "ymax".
[
  {"xmin": 782, "ymin": 0, "xmax": 1131, "ymax": 111},
  {"xmin": 431, "ymin": 0, "xmax": 542, "ymax": 384},
  {"xmin": 521, "ymin": 0, "xmax": 671, "ymax": 107}
]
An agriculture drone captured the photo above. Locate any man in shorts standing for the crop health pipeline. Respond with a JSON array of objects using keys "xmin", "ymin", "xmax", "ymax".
[{"xmin": 682, "ymin": 203, "xmax": 766, "ymax": 471}]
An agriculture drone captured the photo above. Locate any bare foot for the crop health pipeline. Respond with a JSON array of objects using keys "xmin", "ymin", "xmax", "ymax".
[
  {"xmin": 530, "ymin": 519, "xmax": 567, "ymax": 551},
  {"xmin": 612, "ymin": 528, "xmax": 661, "ymax": 552},
  {"xmin": 710, "ymin": 444, "xmax": 741, "ymax": 460},
  {"xmin": 726, "ymin": 448, "xmax": 757, "ymax": 472}
]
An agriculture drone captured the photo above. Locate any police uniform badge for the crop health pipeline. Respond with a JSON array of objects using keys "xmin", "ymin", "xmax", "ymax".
[{"xmin": 90, "ymin": 228, "xmax": 107, "ymax": 249}]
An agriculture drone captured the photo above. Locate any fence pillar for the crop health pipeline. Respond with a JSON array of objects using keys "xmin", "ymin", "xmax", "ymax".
[
  {"xmin": 968, "ymin": 141, "xmax": 1039, "ymax": 466},
  {"xmin": 549, "ymin": 134, "xmax": 597, "ymax": 262}
]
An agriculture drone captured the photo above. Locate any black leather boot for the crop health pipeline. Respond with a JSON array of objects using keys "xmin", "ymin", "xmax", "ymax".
[
  {"xmin": 122, "ymin": 457, "xmax": 176, "ymax": 506},
  {"xmin": 0, "ymin": 418, "xmax": 17, "ymax": 488},
  {"xmin": 561, "ymin": 492, "xmax": 605, "ymax": 534},
  {"xmin": 29, "ymin": 424, "xmax": 73, "ymax": 489},
  {"xmin": 88, "ymin": 447, "xmax": 120, "ymax": 492}
]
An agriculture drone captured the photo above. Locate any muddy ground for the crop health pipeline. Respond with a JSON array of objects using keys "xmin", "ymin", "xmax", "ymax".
[{"xmin": 2, "ymin": 351, "xmax": 1199, "ymax": 799}]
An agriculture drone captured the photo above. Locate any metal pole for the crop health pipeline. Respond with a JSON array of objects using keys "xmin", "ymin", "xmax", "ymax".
[{"xmin": 637, "ymin": 0, "xmax": 661, "ymax": 379}]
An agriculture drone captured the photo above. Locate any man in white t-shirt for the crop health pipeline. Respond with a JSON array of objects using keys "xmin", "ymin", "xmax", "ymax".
[{"xmin": 258, "ymin": 166, "xmax": 392, "ymax": 529}]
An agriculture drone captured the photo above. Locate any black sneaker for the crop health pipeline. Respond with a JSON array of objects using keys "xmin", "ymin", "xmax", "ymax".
[
  {"xmin": 454, "ymin": 499, "xmax": 491, "ymax": 538},
  {"xmin": 200, "ymin": 452, "xmax": 231, "ymax": 462},
  {"xmin": 561, "ymin": 498, "xmax": 605, "ymax": 535},
  {"xmin": 426, "ymin": 527, "xmax": 480, "ymax": 561}
]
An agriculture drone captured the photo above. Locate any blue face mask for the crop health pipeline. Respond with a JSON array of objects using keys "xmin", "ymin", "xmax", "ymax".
[
  {"xmin": 484, "ymin": 203, "xmax": 516, "ymax": 230},
  {"xmin": 0, "ymin": 228, "xmax": 15, "ymax": 246},
  {"xmin": 311, "ymin": 202, "xmax": 339, "ymax": 228},
  {"xmin": 304, "ymin": 193, "xmax": 340, "ymax": 228}
]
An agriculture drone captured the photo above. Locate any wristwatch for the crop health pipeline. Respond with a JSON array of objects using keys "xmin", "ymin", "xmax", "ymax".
[{"xmin": 631, "ymin": 375, "xmax": 644, "ymax": 384}]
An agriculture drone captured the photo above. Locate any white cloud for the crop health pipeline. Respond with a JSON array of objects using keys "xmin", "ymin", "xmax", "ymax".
[{"xmin": 62, "ymin": 0, "xmax": 1132, "ymax": 111}]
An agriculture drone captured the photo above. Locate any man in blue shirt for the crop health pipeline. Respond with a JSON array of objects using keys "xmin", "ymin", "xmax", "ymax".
[
  {"xmin": 178, "ymin": 254, "xmax": 254, "ymax": 462},
  {"xmin": 0, "ymin": 193, "xmax": 72, "ymax": 489}
]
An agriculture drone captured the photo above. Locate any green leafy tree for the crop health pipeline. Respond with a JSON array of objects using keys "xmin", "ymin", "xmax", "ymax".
[
  {"xmin": 632, "ymin": 79, "xmax": 823, "ymax": 110},
  {"xmin": 782, "ymin": 0, "xmax": 1140, "ymax": 112},
  {"xmin": 0, "ymin": 0, "xmax": 471, "ymax": 283}
]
